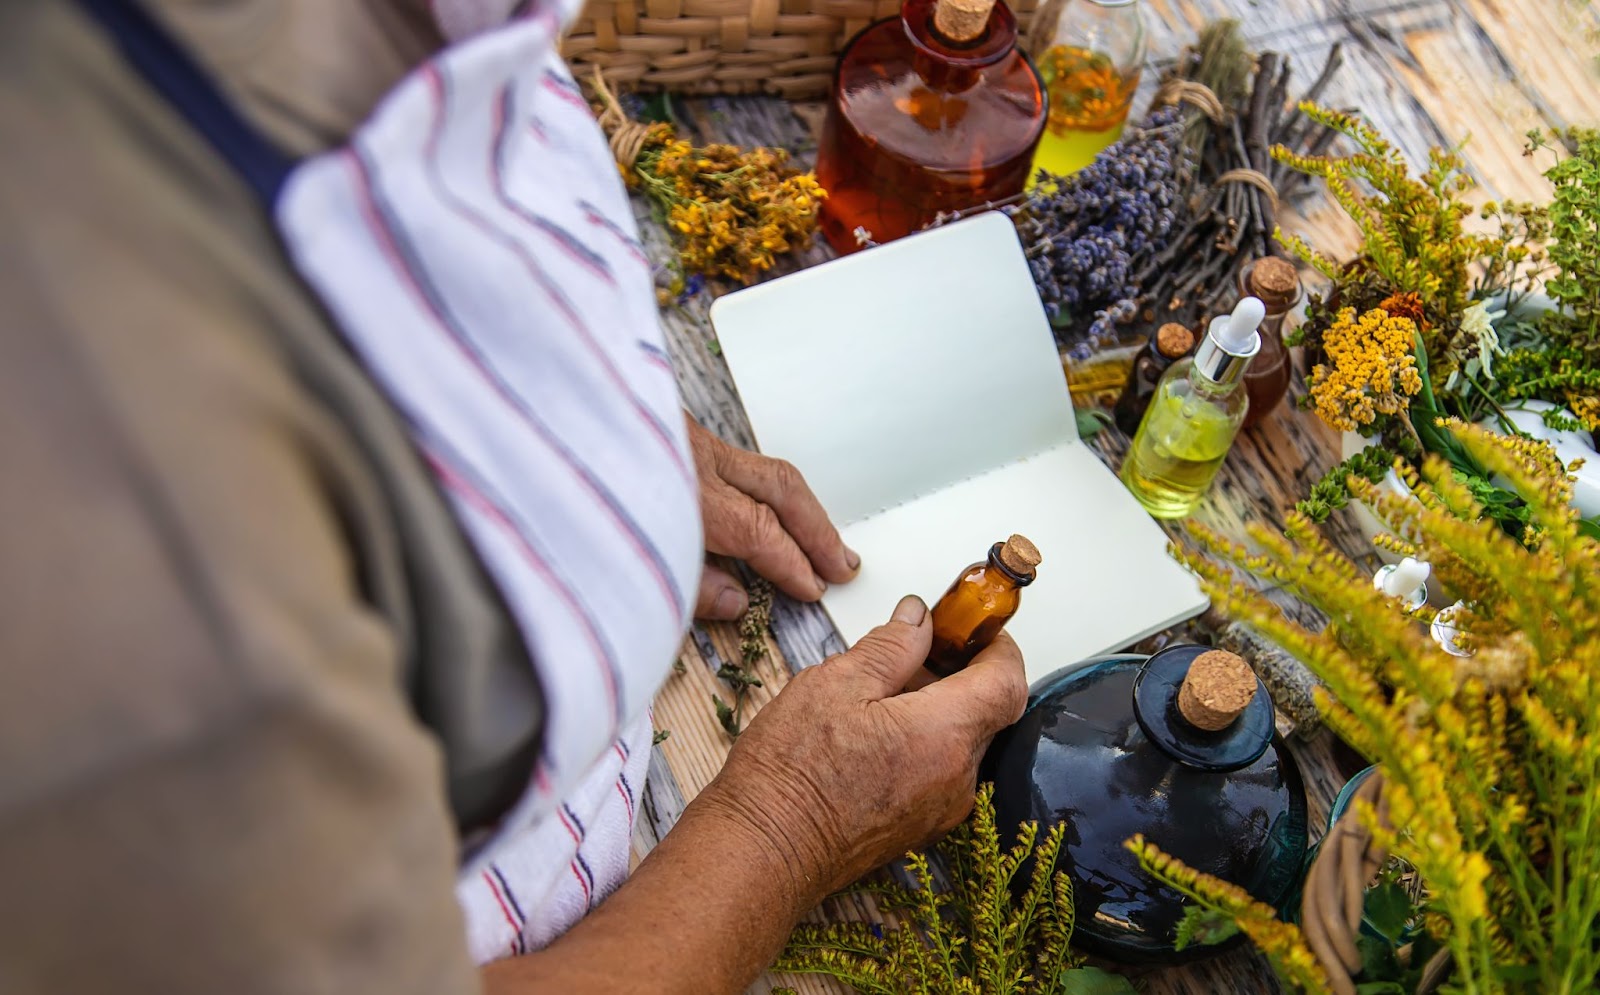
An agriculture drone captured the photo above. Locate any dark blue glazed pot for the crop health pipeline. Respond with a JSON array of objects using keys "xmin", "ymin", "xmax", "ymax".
[{"xmin": 984, "ymin": 646, "xmax": 1310, "ymax": 965}]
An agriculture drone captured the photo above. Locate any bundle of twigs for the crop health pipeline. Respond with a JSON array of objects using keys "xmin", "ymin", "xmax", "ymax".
[{"xmin": 1133, "ymin": 30, "xmax": 1345, "ymax": 330}]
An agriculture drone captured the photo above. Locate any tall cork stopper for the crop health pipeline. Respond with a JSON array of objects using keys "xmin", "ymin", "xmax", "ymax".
[
  {"xmin": 997, "ymin": 534, "xmax": 1041, "ymax": 578},
  {"xmin": 1155, "ymin": 322, "xmax": 1196, "ymax": 359},
  {"xmin": 1247, "ymin": 256, "xmax": 1301, "ymax": 314},
  {"xmin": 933, "ymin": 0, "xmax": 996, "ymax": 43},
  {"xmin": 1177, "ymin": 650, "xmax": 1257, "ymax": 732}
]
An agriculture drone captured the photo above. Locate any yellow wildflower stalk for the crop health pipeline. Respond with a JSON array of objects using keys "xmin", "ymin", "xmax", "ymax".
[
  {"xmin": 1126, "ymin": 836, "xmax": 1332, "ymax": 992},
  {"xmin": 1159, "ymin": 420, "xmax": 1600, "ymax": 993}
]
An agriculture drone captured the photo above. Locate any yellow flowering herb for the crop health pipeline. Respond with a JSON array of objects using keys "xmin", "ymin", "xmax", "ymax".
[
  {"xmin": 628, "ymin": 130, "xmax": 824, "ymax": 285},
  {"xmin": 1147, "ymin": 420, "xmax": 1600, "ymax": 993},
  {"xmin": 1307, "ymin": 306, "xmax": 1424, "ymax": 431},
  {"xmin": 594, "ymin": 79, "xmax": 825, "ymax": 286}
]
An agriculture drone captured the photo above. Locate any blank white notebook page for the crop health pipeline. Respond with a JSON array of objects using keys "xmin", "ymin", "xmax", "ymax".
[{"xmin": 712, "ymin": 213, "xmax": 1207, "ymax": 684}]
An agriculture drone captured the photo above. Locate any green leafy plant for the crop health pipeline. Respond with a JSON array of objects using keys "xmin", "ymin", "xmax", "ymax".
[
  {"xmin": 1297, "ymin": 444, "xmax": 1398, "ymax": 523},
  {"xmin": 1500, "ymin": 128, "xmax": 1600, "ymax": 427},
  {"xmin": 775, "ymin": 784, "xmax": 1136, "ymax": 995}
]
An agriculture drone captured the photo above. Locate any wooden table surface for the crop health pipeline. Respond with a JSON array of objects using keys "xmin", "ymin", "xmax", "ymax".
[{"xmin": 623, "ymin": 3, "xmax": 1600, "ymax": 992}]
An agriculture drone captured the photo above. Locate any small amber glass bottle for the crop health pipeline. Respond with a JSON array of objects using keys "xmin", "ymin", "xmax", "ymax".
[
  {"xmin": 926, "ymin": 534, "xmax": 1041, "ymax": 676},
  {"xmin": 1112, "ymin": 321, "xmax": 1196, "ymax": 435},
  {"xmin": 1238, "ymin": 256, "xmax": 1302, "ymax": 429},
  {"xmin": 815, "ymin": 0, "xmax": 1046, "ymax": 252}
]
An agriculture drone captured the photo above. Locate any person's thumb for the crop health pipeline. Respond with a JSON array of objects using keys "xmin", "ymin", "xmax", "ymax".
[{"xmin": 830, "ymin": 595, "xmax": 932, "ymax": 699}]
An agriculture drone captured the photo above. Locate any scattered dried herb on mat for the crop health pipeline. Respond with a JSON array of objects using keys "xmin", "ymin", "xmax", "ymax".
[{"xmin": 711, "ymin": 577, "xmax": 772, "ymax": 738}]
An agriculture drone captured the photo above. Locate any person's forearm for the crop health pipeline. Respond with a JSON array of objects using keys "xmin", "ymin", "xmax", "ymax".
[{"xmin": 480, "ymin": 783, "xmax": 824, "ymax": 995}]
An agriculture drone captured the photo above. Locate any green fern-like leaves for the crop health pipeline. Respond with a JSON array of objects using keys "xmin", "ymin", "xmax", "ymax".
[
  {"xmin": 1296, "ymin": 444, "xmax": 1398, "ymax": 523},
  {"xmin": 774, "ymin": 784, "xmax": 1125, "ymax": 995}
]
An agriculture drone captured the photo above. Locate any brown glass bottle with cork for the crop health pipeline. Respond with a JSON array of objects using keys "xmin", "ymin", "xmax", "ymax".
[
  {"xmin": 1112, "ymin": 321, "xmax": 1195, "ymax": 435},
  {"xmin": 815, "ymin": 0, "xmax": 1046, "ymax": 252},
  {"xmin": 1238, "ymin": 255, "xmax": 1302, "ymax": 429},
  {"xmin": 924, "ymin": 534, "xmax": 1041, "ymax": 677}
]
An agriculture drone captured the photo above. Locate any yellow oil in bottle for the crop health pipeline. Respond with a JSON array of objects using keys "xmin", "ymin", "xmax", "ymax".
[
  {"xmin": 1121, "ymin": 387, "xmax": 1239, "ymax": 518},
  {"xmin": 1027, "ymin": 45, "xmax": 1139, "ymax": 186},
  {"xmin": 1030, "ymin": 121, "xmax": 1127, "ymax": 184},
  {"xmin": 1065, "ymin": 338, "xmax": 1143, "ymax": 406}
]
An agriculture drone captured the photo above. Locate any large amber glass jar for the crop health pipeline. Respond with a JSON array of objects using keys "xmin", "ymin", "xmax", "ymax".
[
  {"xmin": 1023, "ymin": 0, "xmax": 1145, "ymax": 180},
  {"xmin": 815, "ymin": 0, "xmax": 1046, "ymax": 253}
]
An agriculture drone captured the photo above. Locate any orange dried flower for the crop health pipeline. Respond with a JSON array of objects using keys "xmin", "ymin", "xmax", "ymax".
[{"xmin": 1378, "ymin": 291, "xmax": 1429, "ymax": 330}]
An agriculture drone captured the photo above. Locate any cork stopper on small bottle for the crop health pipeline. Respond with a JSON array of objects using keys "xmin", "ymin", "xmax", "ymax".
[
  {"xmin": 997, "ymin": 534, "xmax": 1041, "ymax": 578},
  {"xmin": 1155, "ymin": 322, "xmax": 1196, "ymax": 359},
  {"xmin": 1247, "ymin": 256, "xmax": 1301, "ymax": 313},
  {"xmin": 1176, "ymin": 650, "xmax": 1257, "ymax": 732},
  {"xmin": 933, "ymin": 0, "xmax": 996, "ymax": 43}
]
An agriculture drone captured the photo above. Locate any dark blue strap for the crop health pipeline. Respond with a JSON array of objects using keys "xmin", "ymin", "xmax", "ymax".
[{"xmin": 76, "ymin": 0, "xmax": 293, "ymax": 205}]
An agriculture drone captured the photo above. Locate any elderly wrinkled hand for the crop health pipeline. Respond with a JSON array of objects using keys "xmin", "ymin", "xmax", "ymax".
[
  {"xmin": 699, "ymin": 595, "xmax": 1029, "ymax": 896},
  {"xmin": 686, "ymin": 414, "xmax": 859, "ymax": 620}
]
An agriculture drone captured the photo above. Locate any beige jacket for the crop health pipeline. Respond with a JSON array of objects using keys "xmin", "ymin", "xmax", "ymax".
[{"xmin": 0, "ymin": 3, "xmax": 548, "ymax": 991}]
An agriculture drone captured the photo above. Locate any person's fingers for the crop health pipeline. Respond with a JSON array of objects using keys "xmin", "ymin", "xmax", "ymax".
[
  {"xmin": 825, "ymin": 596, "xmax": 932, "ymax": 699},
  {"xmin": 695, "ymin": 561, "xmax": 749, "ymax": 621},
  {"xmin": 908, "ymin": 631, "xmax": 1028, "ymax": 737},
  {"xmin": 715, "ymin": 445, "xmax": 859, "ymax": 584},
  {"xmin": 701, "ymin": 479, "xmax": 827, "ymax": 602}
]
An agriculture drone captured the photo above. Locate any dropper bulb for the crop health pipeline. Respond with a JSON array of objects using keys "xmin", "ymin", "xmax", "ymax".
[
  {"xmin": 1206, "ymin": 296, "xmax": 1266, "ymax": 357},
  {"xmin": 1383, "ymin": 556, "xmax": 1431, "ymax": 598},
  {"xmin": 1227, "ymin": 297, "xmax": 1266, "ymax": 348}
]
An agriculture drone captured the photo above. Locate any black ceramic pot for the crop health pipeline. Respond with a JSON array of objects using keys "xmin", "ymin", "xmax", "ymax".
[{"xmin": 983, "ymin": 645, "xmax": 1310, "ymax": 965}]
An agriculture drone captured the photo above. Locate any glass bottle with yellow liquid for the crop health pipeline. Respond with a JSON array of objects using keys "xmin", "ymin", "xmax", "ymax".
[
  {"xmin": 1024, "ymin": 0, "xmax": 1145, "ymax": 182},
  {"xmin": 1121, "ymin": 298, "xmax": 1264, "ymax": 518}
]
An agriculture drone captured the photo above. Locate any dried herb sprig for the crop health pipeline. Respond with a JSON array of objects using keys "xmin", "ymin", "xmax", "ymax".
[
  {"xmin": 775, "ymin": 784, "xmax": 1135, "ymax": 995},
  {"xmin": 1010, "ymin": 106, "xmax": 1189, "ymax": 356},
  {"xmin": 711, "ymin": 577, "xmax": 772, "ymax": 737}
]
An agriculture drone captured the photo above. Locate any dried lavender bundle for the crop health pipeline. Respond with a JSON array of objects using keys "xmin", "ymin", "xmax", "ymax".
[
  {"xmin": 1008, "ymin": 106, "xmax": 1191, "ymax": 357},
  {"xmin": 1132, "ymin": 41, "xmax": 1345, "ymax": 332}
]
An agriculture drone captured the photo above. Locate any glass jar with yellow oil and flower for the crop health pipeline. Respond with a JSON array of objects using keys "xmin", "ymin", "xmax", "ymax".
[{"xmin": 1023, "ymin": 0, "xmax": 1145, "ymax": 182}]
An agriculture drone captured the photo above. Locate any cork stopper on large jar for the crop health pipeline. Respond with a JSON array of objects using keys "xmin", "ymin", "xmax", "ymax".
[
  {"xmin": 933, "ymin": 0, "xmax": 997, "ymax": 43},
  {"xmin": 1247, "ymin": 256, "xmax": 1301, "ymax": 314},
  {"xmin": 1177, "ymin": 650, "xmax": 1257, "ymax": 731},
  {"xmin": 997, "ymin": 533, "xmax": 1041, "ymax": 578}
]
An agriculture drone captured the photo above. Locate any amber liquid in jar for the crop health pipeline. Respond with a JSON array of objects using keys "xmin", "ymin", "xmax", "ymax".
[
  {"xmin": 816, "ymin": 0, "xmax": 1046, "ymax": 253},
  {"xmin": 927, "ymin": 535, "xmax": 1040, "ymax": 675}
]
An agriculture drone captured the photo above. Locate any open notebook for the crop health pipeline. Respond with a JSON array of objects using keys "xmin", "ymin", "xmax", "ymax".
[{"xmin": 710, "ymin": 213, "xmax": 1207, "ymax": 684}]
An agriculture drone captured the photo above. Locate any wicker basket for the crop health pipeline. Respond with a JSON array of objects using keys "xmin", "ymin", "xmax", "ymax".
[
  {"xmin": 1303, "ymin": 770, "xmax": 1452, "ymax": 995},
  {"xmin": 563, "ymin": 0, "xmax": 1041, "ymax": 99}
]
